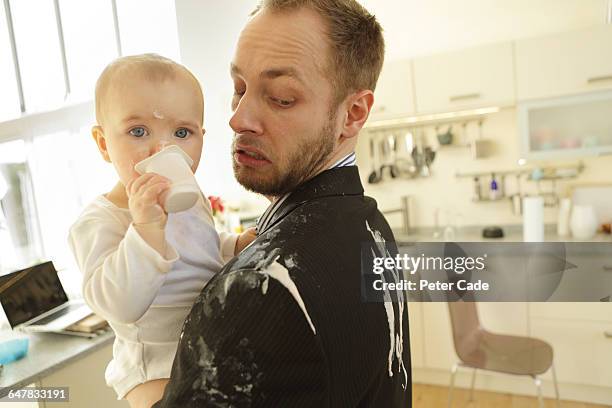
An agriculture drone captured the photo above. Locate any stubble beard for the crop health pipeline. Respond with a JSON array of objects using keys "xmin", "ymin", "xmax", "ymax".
[{"xmin": 232, "ymin": 115, "xmax": 337, "ymax": 197}]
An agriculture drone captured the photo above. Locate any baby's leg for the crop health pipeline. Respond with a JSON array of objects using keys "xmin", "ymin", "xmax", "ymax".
[{"xmin": 125, "ymin": 378, "xmax": 169, "ymax": 408}]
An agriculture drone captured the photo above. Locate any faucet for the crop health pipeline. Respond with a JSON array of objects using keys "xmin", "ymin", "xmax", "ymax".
[{"xmin": 382, "ymin": 195, "xmax": 412, "ymax": 235}]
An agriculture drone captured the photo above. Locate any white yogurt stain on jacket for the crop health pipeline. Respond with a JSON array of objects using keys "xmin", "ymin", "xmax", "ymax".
[
  {"xmin": 365, "ymin": 220, "xmax": 408, "ymax": 389},
  {"xmin": 259, "ymin": 258, "xmax": 316, "ymax": 335}
]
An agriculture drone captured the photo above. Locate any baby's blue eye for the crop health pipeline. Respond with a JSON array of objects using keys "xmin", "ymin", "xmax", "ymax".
[
  {"xmin": 129, "ymin": 127, "xmax": 146, "ymax": 137},
  {"xmin": 175, "ymin": 128, "xmax": 190, "ymax": 138}
]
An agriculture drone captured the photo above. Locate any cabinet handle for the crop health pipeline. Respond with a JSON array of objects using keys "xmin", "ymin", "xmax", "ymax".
[
  {"xmin": 449, "ymin": 93, "xmax": 481, "ymax": 102},
  {"xmin": 605, "ymin": 331, "xmax": 612, "ymax": 339},
  {"xmin": 587, "ymin": 75, "xmax": 612, "ymax": 84}
]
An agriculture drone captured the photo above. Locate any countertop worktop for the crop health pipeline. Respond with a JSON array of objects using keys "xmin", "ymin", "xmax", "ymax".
[
  {"xmin": 0, "ymin": 330, "xmax": 113, "ymax": 396},
  {"xmin": 393, "ymin": 224, "xmax": 612, "ymax": 243}
]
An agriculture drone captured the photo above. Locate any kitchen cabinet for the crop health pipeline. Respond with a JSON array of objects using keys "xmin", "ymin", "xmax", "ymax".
[
  {"xmin": 37, "ymin": 344, "xmax": 127, "ymax": 408},
  {"xmin": 518, "ymin": 89, "xmax": 612, "ymax": 159},
  {"xmin": 412, "ymin": 42, "xmax": 515, "ymax": 114},
  {"xmin": 370, "ymin": 59, "xmax": 416, "ymax": 119},
  {"xmin": 422, "ymin": 303, "xmax": 455, "ymax": 370},
  {"xmin": 529, "ymin": 302, "xmax": 612, "ymax": 388},
  {"xmin": 407, "ymin": 301, "xmax": 424, "ymax": 368},
  {"xmin": 515, "ymin": 25, "xmax": 612, "ymax": 101},
  {"xmin": 530, "ymin": 302, "xmax": 612, "ymax": 324},
  {"xmin": 531, "ymin": 316, "xmax": 612, "ymax": 388}
]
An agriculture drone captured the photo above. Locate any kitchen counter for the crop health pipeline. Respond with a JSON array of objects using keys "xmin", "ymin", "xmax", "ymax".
[
  {"xmin": 393, "ymin": 224, "xmax": 612, "ymax": 243},
  {"xmin": 0, "ymin": 330, "xmax": 113, "ymax": 397}
]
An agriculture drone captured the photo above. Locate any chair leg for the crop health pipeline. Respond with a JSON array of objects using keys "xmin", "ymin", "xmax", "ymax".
[
  {"xmin": 469, "ymin": 368, "xmax": 477, "ymax": 402},
  {"xmin": 534, "ymin": 376, "xmax": 544, "ymax": 408},
  {"xmin": 448, "ymin": 363, "xmax": 458, "ymax": 408},
  {"xmin": 551, "ymin": 362, "xmax": 561, "ymax": 408}
]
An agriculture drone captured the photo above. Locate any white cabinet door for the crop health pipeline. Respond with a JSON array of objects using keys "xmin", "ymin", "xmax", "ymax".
[
  {"xmin": 370, "ymin": 59, "xmax": 416, "ymax": 120},
  {"xmin": 413, "ymin": 42, "xmax": 515, "ymax": 114},
  {"xmin": 530, "ymin": 302, "xmax": 612, "ymax": 324},
  {"xmin": 39, "ymin": 344, "xmax": 128, "ymax": 408},
  {"xmin": 516, "ymin": 25, "xmax": 612, "ymax": 100},
  {"xmin": 531, "ymin": 317, "xmax": 612, "ymax": 389},
  {"xmin": 407, "ymin": 301, "xmax": 424, "ymax": 368},
  {"xmin": 422, "ymin": 303, "xmax": 455, "ymax": 370}
]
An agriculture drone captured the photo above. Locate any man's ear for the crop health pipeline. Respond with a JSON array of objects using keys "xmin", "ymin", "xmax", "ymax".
[
  {"xmin": 92, "ymin": 125, "xmax": 111, "ymax": 163},
  {"xmin": 340, "ymin": 90, "xmax": 374, "ymax": 140}
]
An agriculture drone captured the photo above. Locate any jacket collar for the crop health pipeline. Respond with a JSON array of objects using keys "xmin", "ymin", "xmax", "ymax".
[{"xmin": 257, "ymin": 166, "xmax": 364, "ymax": 236}]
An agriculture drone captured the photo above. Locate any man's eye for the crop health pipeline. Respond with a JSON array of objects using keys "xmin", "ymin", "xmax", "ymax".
[
  {"xmin": 129, "ymin": 127, "xmax": 146, "ymax": 137},
  {"xmin": 175, "ymin": 128, "xmax": 191, "ymax": 139},
  {"xmin": 272, "ymin": 97, "xmax": 294, "ymax": 107}
]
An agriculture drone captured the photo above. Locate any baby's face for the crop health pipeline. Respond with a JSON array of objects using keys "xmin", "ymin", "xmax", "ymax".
[{"xmin": 97, "ymin": 69, "xmax": 204, "ymax": 185}]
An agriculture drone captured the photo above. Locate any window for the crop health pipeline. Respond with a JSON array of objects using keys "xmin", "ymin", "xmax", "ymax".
[
  {"xmin": 10, "ymin": 0, "xmax": 66, "ymax": 113},
  {"xmin": 59, "ymin": 0, "xmax": 118, "ymax": 103},
  {"xmin": 0, "ymin": 140, "xmax": 42, "ymax": 275},
  {"xmin": 0, "ymin": 3, "xmax": 22, "ymax": 121},
  {"xmin": 0, "ymin": 1, "xmax": 181, "ymax": 285}
]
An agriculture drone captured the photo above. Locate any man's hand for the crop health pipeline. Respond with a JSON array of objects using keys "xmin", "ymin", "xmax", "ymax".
[
  {"xmin": 235, "ymin": 227, "xmax": 257, "ymax": 254},
  {"xmin": 127, "ymin": 173, "xmax": 172, "ymax": 257},
  {"xmin": 127, "ymin": 173, "xmax": 171, "ymax": 227}
]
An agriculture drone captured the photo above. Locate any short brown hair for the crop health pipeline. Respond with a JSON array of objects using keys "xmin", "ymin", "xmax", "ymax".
[
  {"xmin": 95, "ymin": 53, "xmax": 203, "ymax": 125},
  {"xmin": 252, "ymin": 0, "xmax": 385, "ymax": 104}
]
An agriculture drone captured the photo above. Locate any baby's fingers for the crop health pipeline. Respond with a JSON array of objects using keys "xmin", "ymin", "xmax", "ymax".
[{"xmin": 128, "ymin": 173, "xmax": 157, "ymax": 197}]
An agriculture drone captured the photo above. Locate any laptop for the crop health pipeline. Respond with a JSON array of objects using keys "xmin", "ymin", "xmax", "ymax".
[{"xmin": 0, "ymin": 261, "xmax": 93, "ymax": 334}]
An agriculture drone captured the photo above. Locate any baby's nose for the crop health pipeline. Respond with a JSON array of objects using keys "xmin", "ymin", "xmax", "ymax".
[{"xmin": 151, "ymin": 140, "xmax": 171, "ymax": 155}]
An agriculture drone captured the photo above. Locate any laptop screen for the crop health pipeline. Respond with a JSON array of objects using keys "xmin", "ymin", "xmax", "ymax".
[{"xmin": 0, "ymin": 261, "xmax": 69, "ymax": 328}]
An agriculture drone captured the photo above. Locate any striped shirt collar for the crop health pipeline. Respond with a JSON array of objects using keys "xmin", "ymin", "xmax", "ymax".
[{"xmin": 256, "ymin": 152, "xmax": 356, "ymax": 234}]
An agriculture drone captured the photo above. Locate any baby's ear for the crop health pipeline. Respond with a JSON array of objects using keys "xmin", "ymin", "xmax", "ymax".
[{"xmin": 92, "ymin": 125, "xmax": 111, "ymax": 163}]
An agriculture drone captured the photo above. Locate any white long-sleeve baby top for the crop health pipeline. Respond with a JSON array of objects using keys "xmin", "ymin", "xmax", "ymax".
[{"xmin": 68, "ymin": 194, "xmax": 237, "ymax": 398}]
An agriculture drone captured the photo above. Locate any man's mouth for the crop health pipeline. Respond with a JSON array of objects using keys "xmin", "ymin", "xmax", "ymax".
[{"xmin": 234, "ymin": 145, "xmax": 271, "ymax": 167}]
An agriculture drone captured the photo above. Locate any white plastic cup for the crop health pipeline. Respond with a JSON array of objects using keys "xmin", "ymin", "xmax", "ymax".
[{"xmin": 134, "ymin": 145, "xmax": 200, "ymax": 213}]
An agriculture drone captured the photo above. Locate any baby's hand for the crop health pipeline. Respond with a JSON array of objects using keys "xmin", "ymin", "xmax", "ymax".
[
  {"xmin": 127, "ymin": 173, "xmax": 171, "ymax": 228},
  {"xmin": 235, "ymin": 227, "xmax": 257, "ymax": 254}
]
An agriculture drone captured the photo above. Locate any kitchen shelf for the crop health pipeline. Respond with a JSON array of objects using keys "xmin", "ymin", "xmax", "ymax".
[
  {"xmin": 455, "ymin": 161, "xmax": 584, "ymax": 179},
  {"xmin": 364, "ymin": 106, "xmax": 503, "ymax": 130}
]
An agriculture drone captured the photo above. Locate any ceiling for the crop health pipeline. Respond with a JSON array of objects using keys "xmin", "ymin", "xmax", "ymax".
[{"xmin": 358, "ymin": 0, "xmax": 609, "ymax": 60}]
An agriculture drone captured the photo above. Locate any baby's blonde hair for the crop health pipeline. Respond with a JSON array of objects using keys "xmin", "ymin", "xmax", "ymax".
[{"xmin": 95, "ymin": 53, "xmax": 203, "ymax": 125}]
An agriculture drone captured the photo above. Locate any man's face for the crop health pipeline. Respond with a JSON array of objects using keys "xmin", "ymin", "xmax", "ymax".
[
  {"xmin": 95, "ymin": 70, "xmax": 204, "ymax": 186},
  {"xmin": 229, "ymin": 8, "xmax": 340, "ymax": 196}
]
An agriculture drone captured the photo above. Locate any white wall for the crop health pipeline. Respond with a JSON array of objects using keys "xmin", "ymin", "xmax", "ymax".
[
  {"xmin": 174, "ymin": 0, "xmax": 268, "ymax": 215},
  {"xmin": 360, "ymin": 0, "xmax": 609, "ymax": 60}
]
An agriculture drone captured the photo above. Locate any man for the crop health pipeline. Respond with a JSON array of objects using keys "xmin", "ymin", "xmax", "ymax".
[{"xmin": 154, "ymin": 0, "xmax": 411, "ymax": 406}]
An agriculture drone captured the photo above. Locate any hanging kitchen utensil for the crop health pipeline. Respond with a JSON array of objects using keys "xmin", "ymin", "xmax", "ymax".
[
  {"xmin": 388, "ymin": 133, "xmax": 399, "ymax": 178},
  {"xmin": 367, "ymin": 134, "xmax": 382, "ymax": 184},
  {"xmin": 368, "ymin": 135, "xmax": 378, "ymax": 184},
  {"xmin": 379, "ymin": 138, "xmax": 387, "ymax": 179},
  {"xmin": 436, "ymin": 125, "xmax": 453, "ymax": 145},
  {"xmin": 394, "ymin": 131, "xmax": 418, "ymax": 179}
]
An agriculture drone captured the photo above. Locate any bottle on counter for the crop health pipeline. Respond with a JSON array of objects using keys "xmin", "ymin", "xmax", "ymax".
[{"xmin": 489, "ymin": 173, "xmax": 501, "ymax": 200}]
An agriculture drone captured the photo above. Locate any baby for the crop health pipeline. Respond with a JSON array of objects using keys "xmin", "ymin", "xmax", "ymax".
[{"xmin": 68, "ymin": 54, "xmax": 256, "ymax": 408}]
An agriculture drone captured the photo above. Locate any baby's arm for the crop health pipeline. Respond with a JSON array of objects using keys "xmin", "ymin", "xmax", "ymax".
[
  {"xmin": 69, "ymin": 174, "xmax": 176, "ymax": 324},
  {"xmin": 69, "ymin": 217, "xmax": 178, "ymax": 324},
  {"xmin": 217, "ymin": 228, "xmax": 256, "ymax": 263}
]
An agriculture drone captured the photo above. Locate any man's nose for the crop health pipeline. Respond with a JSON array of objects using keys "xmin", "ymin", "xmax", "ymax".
[{"xmin": 229, "ymin": 92, "xmax": 264, "ymax": 136}]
